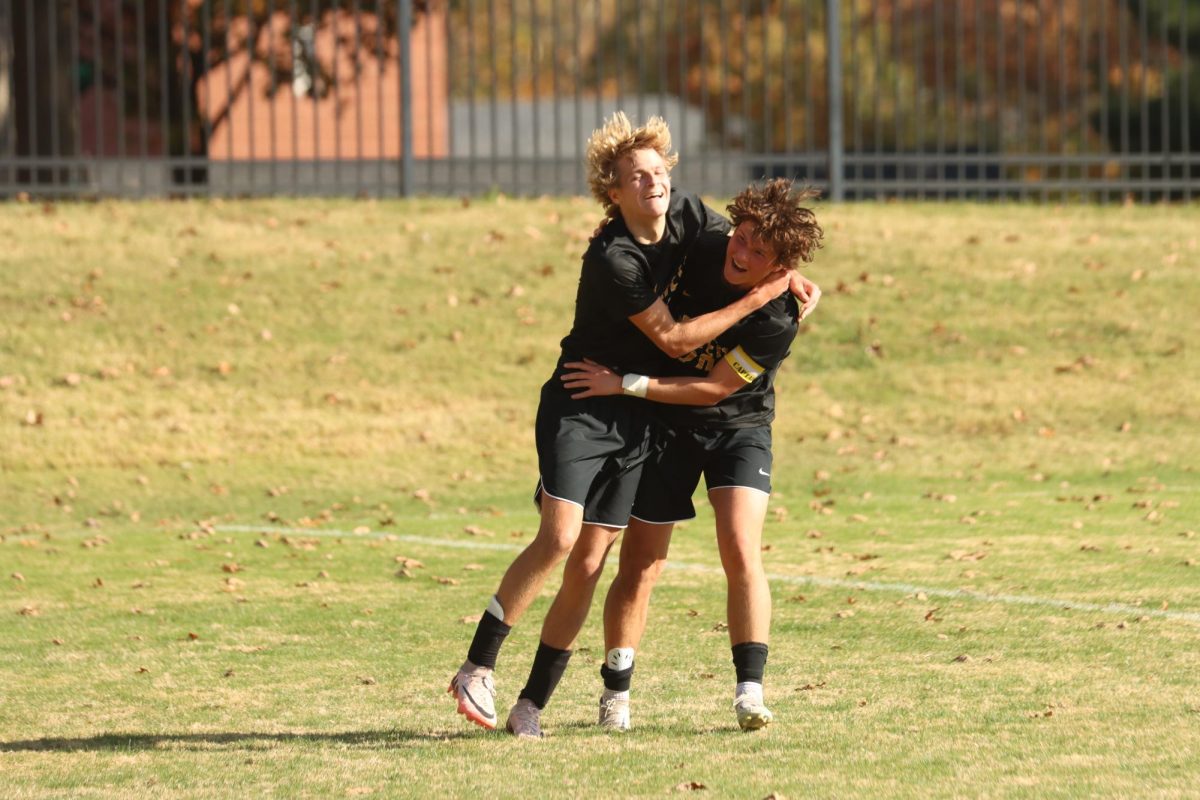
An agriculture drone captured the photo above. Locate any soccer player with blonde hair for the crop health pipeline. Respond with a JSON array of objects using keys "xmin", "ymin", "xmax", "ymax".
[
  {"xmin": 448, "ymin": 113, "xmax": 818, "ymax": 737},
  {"xmin": 564, "ymin": 179, "xmax": 824, "ymax": 732}
]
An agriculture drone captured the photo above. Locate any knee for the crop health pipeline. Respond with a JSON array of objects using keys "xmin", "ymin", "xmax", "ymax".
[
  {"xmin": 561, "ymin": 550, "xmax": 608, "ymax": 587},
  {"xmin": 534, "ymin": 526, "xmax": 578, "ymax": 562},
  {"xmin": 619, "ymin": 556, "xmax": 665, "ymax": 596},
  {"xmin": 720, "ymin": 540, "xmax": 763, "ymax": 582},
  {"xmin": 620, "ymin": 539, "xmax": 668, "ymax": 578},
  {"xmin": 637, "ymin": 557, "xmax": 667, "ymax": 584}
]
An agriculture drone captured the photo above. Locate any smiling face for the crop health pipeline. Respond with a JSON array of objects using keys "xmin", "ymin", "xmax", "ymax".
[
  {"xmin": 723, "ymin": 221, "xmax": 781, "ymax": 288},
  {"xmin": 608, "ymin": 148, "xmax": 671, "ymax": 226}
]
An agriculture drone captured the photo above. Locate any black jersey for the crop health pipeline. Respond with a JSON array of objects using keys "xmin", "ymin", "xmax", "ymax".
[
  {"xmin": 651, "ymin": 229, "xmax": 799, "ymax": 429},
  {"xmin": 552, "ymin": 189, "xmax": 730, "ymax": 381}
]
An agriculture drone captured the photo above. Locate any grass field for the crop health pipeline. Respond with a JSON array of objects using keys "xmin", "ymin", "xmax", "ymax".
[{"xmin": 2, "ymin": 196, "xmax": 1198, "ymax": 798}]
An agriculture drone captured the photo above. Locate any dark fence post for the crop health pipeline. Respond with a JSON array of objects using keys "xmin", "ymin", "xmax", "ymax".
[
  {"xmin": 825, "ymin": 0, "xmax": 844, "ymax": 201},
  {"xmin": 399, "ymin": 0, "xmax": 413, "ymax": 197}
]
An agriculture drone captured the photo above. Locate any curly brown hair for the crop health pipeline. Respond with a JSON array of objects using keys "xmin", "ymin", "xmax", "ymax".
[
  {"xmin": 727, "ymin": 179, "xmax": 823, "ymax": 269},
  {"xmin": 585, "ymin": 111, "xmax": 679, "ymax": 216}
]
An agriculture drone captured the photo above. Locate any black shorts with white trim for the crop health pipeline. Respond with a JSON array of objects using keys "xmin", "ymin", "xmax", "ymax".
[
  {"xmin": 532, "ymin": 380, "xmax": 653, "ymax": 528},
  {"xmin": 630, "ymin": 425, "xmax": 772, "ymax": 524}
]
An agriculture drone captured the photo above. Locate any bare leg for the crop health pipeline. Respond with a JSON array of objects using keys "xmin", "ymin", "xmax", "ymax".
[
  {"xmin": 539, "ymin": 524, "xmax": 623, "ymax": 650},
  {"xmin": 709, "ymin": 487, "xmax": 771, "ymax": 646},
  {"xmin": 492, "ymin": 496, "xmax": 585, "ymax": 626},
  {"xmin": 603, "ymin": 519, "xmax": 675, "ymax": 651}
]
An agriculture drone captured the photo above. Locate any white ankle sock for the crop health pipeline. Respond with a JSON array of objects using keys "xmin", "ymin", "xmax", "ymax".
[
  {"xmin": 602, "ymin": 688, "xmax": 630, "ymax": 702},
  {"xmin": 735, "ymin": 681, "xmax": 763, "ymax": 702}
]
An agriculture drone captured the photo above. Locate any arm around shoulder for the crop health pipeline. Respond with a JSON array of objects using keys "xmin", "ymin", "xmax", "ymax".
[{"xmin": 629, "ymin": 270, "xmax": 790, "ymax": 359}]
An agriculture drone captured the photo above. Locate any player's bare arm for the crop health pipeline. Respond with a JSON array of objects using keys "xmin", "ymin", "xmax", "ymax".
[
  {"xmin": 629, "ymin": 269, "xmax": 791, "ymax": 358},
  {"xmin": 561, "ymin": 356, "xmax": 746, "ymax": 406}
]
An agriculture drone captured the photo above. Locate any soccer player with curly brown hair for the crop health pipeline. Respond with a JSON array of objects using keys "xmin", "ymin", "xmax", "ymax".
[
  {"xmin": 555, "ymin": 178, "xmax": 825, "ymax": 733},
  {"xmin": 448, "ymin": 115, "xmax": 819, "ymax": 737}
]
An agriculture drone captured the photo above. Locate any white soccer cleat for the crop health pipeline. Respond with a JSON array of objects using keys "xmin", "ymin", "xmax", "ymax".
[
  {"xmin": 505, "ymin": 698, "xmax": 544, "ymax": 739},
  {"xmin": 448, "ymin": 661, "xmax": 497, "ymax": 730},
  {"xmin": 598, "ymin": 694, "xmax": 631, "ymax": 731},
  {"xmin": 733, "ymin": 695, "xmax": 775, "ymax": 731}
]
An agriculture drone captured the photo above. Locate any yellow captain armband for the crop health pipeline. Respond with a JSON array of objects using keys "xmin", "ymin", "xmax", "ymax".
[{"xmin": 724, "ymin": 346, "xmax": 765, "ymax": 384}]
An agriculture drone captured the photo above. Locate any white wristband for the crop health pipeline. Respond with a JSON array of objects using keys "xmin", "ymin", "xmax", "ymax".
[{"xmin": 621, "ymin": 373, "xmax": 650, "ymax": 398}]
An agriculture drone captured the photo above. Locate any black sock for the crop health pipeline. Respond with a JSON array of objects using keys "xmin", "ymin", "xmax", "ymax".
[
  {"xmin": 466, "ymin": 610, "xmax": 511, "ymax": 670},
  {"xmin": 600, "ymin": 663, "xmax": 635, "ymax": 693},
  {"xmin": 731, "ymin": 641, "xmax": 769, "ymax": 684},
  {"xmin": 518, "ymin": 641, "xmax": 573, "ymax": 709}
]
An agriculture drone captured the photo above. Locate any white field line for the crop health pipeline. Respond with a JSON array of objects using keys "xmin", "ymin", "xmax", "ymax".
[{"xmin": 216, "ymin": 524, "xmax": 1200, "ymax": 625}]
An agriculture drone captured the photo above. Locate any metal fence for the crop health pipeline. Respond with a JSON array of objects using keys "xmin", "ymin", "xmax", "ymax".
[{"xmin": 1, "ymin": 0, "xmax": 1196, "ymax": 201}]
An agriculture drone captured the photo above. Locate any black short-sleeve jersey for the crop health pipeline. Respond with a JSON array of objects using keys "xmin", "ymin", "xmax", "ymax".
[
  {"xmin": 552, "ymin": 189, "xmax": 730, "ymax": 380},
  {"xmin": 650, "ymin": 230, "xmax": 799, "ymax": 429}
]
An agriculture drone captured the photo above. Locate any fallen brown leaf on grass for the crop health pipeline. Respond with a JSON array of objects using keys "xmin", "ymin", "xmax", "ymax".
[{"xmin": 673, "ymin": 781, "xmax": 707, "ymax": 792}]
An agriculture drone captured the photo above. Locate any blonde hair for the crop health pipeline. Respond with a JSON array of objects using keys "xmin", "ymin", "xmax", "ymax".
[{"xmin": 585, "ymin": 111, "xmax": 679, "ymax": 216}]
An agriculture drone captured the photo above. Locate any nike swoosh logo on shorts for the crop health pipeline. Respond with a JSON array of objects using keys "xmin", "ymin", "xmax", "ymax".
[{"xmin": 758, "ymin": 468, "xmax": 770, "ymax": 477}]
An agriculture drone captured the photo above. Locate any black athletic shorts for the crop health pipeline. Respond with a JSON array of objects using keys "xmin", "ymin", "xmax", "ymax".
[
  {"xmin": 533, "ymin": 380, "xmax": 654, "ymax": 528},
  {"xmin": 630, "ymin": 425, "xmax": 772, "ymax": 524}
]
